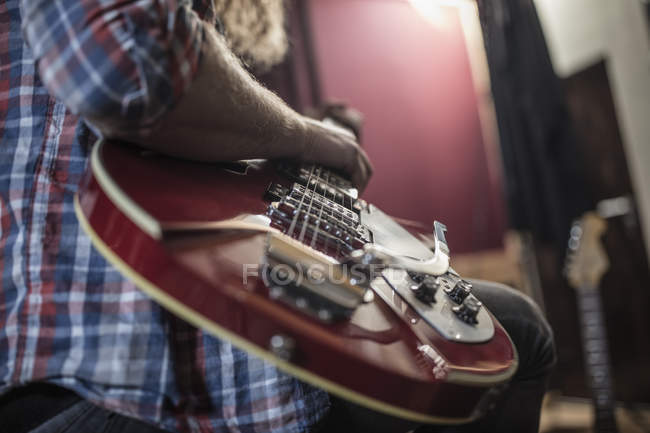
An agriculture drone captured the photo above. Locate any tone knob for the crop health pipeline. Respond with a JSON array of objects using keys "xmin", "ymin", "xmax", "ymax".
[
  {"xmin": 411, "ymin": 276, "xmax": 439, "ymax": 304},
  {"xmin": 407, "ymin": 270, "xmax": 425, "ymax": 283},
  {"xmin": 444, "ymin": 279, "xmax": 472, "ymax": 304},
  {"xmin": 452, "ymin": 297, "xmax": 482, "ymax": 325}
]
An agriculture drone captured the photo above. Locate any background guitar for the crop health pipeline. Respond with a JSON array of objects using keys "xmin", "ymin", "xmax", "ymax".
[{"xmin": 565, "ymin": 212, "xmax": 619, "ymax": 433}]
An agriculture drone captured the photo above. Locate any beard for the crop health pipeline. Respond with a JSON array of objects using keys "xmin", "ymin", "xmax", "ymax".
[{"xmin": 213, "ymin": 0, "xmax": 289, "ymax": 72}]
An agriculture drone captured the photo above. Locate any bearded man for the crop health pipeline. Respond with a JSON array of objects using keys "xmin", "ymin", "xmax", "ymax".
[{"xmin": 0, "ymin": 0, "xmax": 554, "ymax": 432}]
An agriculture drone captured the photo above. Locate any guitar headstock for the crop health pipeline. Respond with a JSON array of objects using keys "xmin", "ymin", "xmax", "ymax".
[{"xmin": 565, "ymin": 212, "xmax": 610, "ymax": 290}]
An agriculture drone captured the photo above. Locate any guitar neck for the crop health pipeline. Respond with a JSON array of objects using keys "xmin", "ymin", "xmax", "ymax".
[{"xmin": 576, "ymin": 286, "xmax": 618, "ymax": 433}]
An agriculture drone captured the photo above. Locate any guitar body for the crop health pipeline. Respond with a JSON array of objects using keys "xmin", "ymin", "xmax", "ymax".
[{"xmin": 75, "ymin": 139, "xmax": 517, "ymax": 425}]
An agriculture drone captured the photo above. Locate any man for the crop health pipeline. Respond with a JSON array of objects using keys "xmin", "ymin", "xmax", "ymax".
[{"xmin": 0, "ymin": 0, "xmax": 554, "ymax": 432}]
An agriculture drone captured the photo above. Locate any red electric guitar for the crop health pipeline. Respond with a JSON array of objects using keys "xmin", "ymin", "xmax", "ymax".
[{"xmin": 75, "ymin": 139, "xmax": 517, "ymax": 425}]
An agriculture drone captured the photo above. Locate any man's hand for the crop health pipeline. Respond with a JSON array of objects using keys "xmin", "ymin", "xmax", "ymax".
[
  {"xmin": 305, "ymin": 102, "xmax": 364, "ymax": 141},
  {"xmin": 301, "ymin": 118, "xmax": 373, "ymax": 192}
]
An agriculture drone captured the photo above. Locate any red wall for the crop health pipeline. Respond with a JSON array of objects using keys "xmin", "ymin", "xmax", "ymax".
[{"xmin": 309, "ymin": 0, "xmax": 506, "ymax": 253}]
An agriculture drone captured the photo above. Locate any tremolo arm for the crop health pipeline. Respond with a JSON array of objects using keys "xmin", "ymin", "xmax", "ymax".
[{"xmin": 346, "ymin": 221, "xmax": 451, "ymax": 279}]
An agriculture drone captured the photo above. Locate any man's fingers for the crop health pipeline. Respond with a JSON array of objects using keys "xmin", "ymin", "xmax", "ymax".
[
  {"xmin": 348, "ymin": 147, "xmax": 373, "ymax": 192},
  {"xmin": 300, "ymin": 117, "xmax": 373, "ymax": 192},
  {"xmin": 359, "ymin": 147, "xmax": 373, "ymax": 178},
  {"xmin": 356, "ymin": 148, "xmax": 373, "ymax": 191},
  {"xmin": 352, "ymin": 166, "xmax": 368, "ymax": 193}
]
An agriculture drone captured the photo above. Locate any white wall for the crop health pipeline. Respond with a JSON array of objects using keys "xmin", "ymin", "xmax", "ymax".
[{"xmin": 533, "ymin": 0, "xmax": 650, "ymax": 262}]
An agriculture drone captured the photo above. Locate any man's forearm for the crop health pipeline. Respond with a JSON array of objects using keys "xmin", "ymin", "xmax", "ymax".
[
  {"xmin": 23, "ymin": 0, "xmax": 371, "ymax": 188},
  {"xmin": 115, "ymin": 24, "xmax": 372, "ymax": 190},
  {"xmin": 132, "ymin": 25, "xmax": 307, "ymax": 162}
]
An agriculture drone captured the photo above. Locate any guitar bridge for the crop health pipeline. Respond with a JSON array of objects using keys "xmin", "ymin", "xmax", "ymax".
[{"xmin": 264, "ymin": 233, "xmax": 371, "ymax": 322}]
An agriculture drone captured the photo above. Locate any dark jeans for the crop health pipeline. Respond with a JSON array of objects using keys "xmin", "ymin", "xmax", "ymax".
[
  {"xmin": 0, "ymin": 281, "xmax": 555, "ymax": 433},
  {"xmin": 0, "ymin": 383, "xmax": 170, "ymax": 433}
]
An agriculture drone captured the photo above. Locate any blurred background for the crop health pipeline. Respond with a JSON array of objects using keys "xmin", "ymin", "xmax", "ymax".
[{"xmin": 258, "ymin": 0, "xmax": 650, "ymax": 431}]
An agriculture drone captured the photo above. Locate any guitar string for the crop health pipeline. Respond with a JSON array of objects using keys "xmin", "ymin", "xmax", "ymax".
[
  {"xmin": 313, "ymin": 168, "xmax": 336, "ymax": 256},
  {"xmin": 314, "ymin": 168, "xmax": 338, "ymax": 258},
  {"xmin": 330, "ymin": 173, "xmax": 344, "ymax": 258},
  {"xmin": 328, "ymin": 169, "xmax": 352, "ymax": 259},
  {"xmin": 327, "ymin": 169, "xmax": 352, "ymax": 259},
  {"xmin": 297, "ymin": 165, "xmax": 320, "ymax": 244},
  {"xmin": 287, "ymin": 164, "xmax": 315, "ymax": 237},
  {"xmin": 317, "ymin": 168, "xmax": 350, "ymax": 259},
  {"xmin": 309, "ymin": 168, "xmax": 333, "ymax": 251}
]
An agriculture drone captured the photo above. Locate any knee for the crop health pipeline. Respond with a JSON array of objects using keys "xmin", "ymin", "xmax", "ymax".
[{"xmin": 469, "ymin": 280, "xmax": 557, "ymax": 380}]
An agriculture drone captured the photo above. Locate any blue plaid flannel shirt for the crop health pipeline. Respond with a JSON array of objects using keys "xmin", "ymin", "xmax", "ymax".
[{"xmin": 0, "ymin": 0, "xmax": 329, "ymax": 431}]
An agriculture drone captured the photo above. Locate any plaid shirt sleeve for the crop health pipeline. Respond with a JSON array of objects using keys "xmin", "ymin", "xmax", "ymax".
[{"xmin": 19, "ymin": 0, "xmax": 205, "ymax": 137}]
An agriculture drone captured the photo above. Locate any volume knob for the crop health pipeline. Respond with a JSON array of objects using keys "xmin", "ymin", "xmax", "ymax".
[
  {"xmin": 411, "ymin": 276, "xmax": 439, "ymax": 304},
  {"xmin": 445, "ymin": 279, "xmax": 472, "ymax": 304},
  {"xmin": 452, "ymin": 297, "xmax": 482, "ymax": 325}
]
